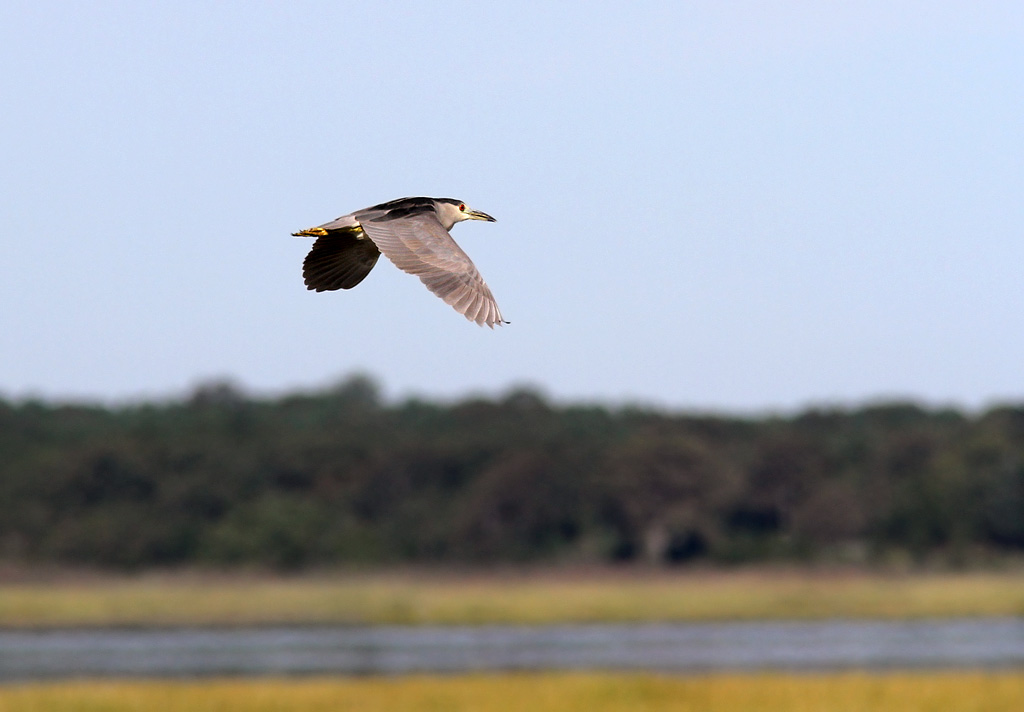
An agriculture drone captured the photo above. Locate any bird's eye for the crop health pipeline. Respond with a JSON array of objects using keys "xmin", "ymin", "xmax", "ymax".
[{"xmin": 459, "ymin": 203, "xmax": 466, "ymax": 211}]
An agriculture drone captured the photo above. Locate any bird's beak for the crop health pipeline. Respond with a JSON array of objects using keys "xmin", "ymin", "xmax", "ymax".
[{"xmin": 467, "ymin": 209, "xmax": 496, "ymax": 222}]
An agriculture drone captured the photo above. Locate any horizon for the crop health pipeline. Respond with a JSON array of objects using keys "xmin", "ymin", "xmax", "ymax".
[{"xmin": 3, "ymin": 371, "xmax": 1014, "ymax": 420}]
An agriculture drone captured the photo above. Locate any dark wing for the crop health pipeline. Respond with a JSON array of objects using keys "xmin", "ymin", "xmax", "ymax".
[
  {"xmin": 359, "ymin": 213, "xmax": 505, "ymax": 327},
  {"xmin": 302, "ymin": 228, "xmax": 381, "ymax": 291}
]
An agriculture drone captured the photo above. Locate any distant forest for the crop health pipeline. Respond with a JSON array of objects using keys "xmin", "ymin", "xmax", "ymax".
[{"xmin": 2, "ymin": 375, "xmax": 1024, "ymax": 569}]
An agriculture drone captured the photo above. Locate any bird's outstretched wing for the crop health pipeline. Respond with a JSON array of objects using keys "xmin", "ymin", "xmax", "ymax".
[
  {"xmin": 302, "ymin": 228, "xmax": 381, "ymax": 291},
  {"xmin": 359, "ymin": 213, "xmax": 505, "ymax": 327}
]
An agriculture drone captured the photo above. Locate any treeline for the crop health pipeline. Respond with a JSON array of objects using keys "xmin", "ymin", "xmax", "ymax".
[{"xmin": 1, "ymin": 375, "xmax": 1023, "ymax": 569}]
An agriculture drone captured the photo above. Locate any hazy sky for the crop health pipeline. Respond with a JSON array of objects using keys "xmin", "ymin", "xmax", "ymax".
[{"xmin": 3, "ymin": 2, "xmax": 1022, "ymax": 412}]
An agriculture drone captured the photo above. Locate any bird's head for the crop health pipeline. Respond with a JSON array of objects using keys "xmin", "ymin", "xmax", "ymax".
[{"xmin": 436, "ymin": 199, "xmax": 496, "ymax": 229}]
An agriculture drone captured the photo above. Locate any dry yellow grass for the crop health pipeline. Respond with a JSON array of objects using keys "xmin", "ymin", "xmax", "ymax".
[
  {"xmin": 2, "ymin": 672, "xmax": 1024, "ymax": 712},
  {"xmin": 1, "ymin": 568, "xmax": 1024, "ymax": 627}
]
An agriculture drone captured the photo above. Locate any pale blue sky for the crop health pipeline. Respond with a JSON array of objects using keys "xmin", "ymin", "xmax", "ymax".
[{"xmin": 2, "ymin": 2, "xmax": 1022, "ymax": 412}]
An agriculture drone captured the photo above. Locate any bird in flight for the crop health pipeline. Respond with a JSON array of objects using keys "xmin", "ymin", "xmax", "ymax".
[{"xmin": 293, "ymin": 197, "xmax": 506, "ymax": 328}]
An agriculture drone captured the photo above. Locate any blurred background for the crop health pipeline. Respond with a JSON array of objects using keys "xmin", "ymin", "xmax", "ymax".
[
  {"xmin": 2, "ymin": 2, "xmax": 1024, "ymax": 705},
  {"xmin": 2, "ymin": 0, "xmax": 1022, "ymax": 569}
]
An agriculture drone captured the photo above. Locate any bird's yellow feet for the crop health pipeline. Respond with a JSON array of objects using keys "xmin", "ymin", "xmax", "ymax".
[{"xmin": 291, "ymin": 227, "xmax": 329, "ymax": 237}]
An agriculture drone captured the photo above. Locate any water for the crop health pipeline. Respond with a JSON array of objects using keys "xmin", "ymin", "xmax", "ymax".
[{"xmin": 3, "ymin": 619, "xmax": 1023, "ymax": 681}]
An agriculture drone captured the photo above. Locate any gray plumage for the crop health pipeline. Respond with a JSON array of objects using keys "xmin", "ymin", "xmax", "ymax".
[{"xmin": 293, "ymin": 197, "xmax": 506, "ymax": 328}]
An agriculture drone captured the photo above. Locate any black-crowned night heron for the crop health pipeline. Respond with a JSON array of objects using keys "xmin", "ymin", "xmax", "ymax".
[{"xmin": 293, "ymin": 197, "xmax": 506, "ymax": 328}]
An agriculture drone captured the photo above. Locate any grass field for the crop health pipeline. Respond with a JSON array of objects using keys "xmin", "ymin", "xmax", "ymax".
[
  {"xmin": 1, "ymin": 567, "xmax": 1023, "ymax": 627},
  {"xmin": 2, "ymin": 672, "xmax": 1023, "ymax": 712}
]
